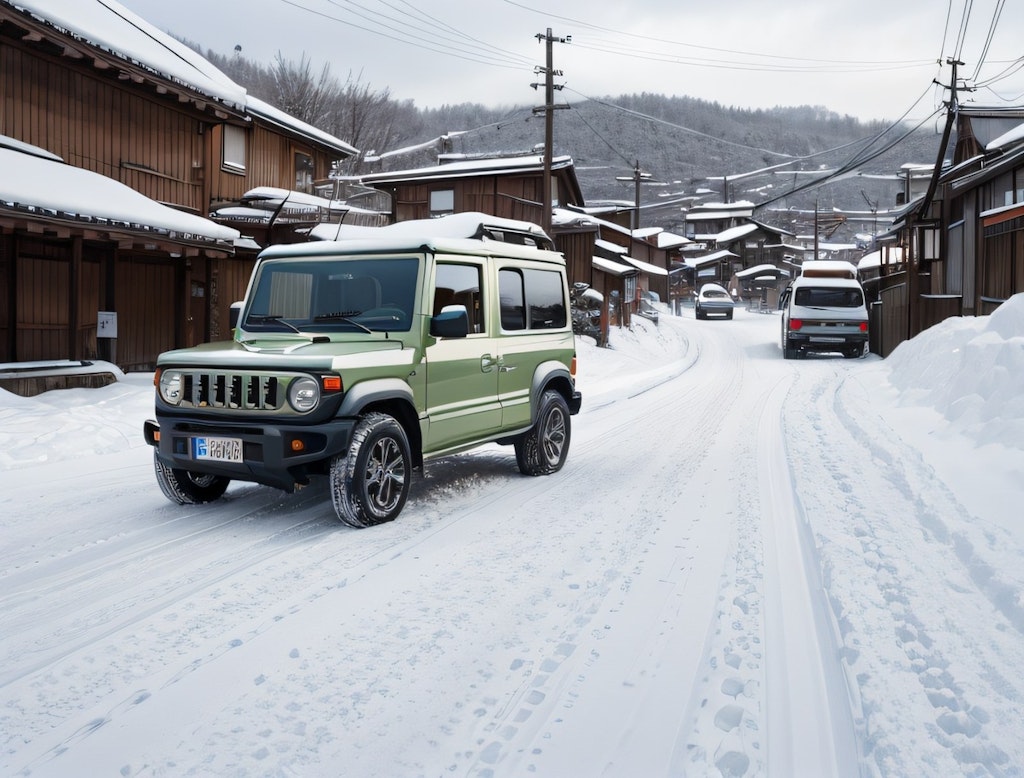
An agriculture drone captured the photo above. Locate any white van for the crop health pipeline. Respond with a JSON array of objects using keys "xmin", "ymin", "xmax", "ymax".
[{"xmin": 779, "ymin": 262, "xmax": 868, "ymax": 359}]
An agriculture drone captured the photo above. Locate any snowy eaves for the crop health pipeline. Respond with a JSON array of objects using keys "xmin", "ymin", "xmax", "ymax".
[
  {"xmin": 592, "ymin": 256, "xmax": 637, "ymax": 276},
  {"xmin": 619, "ymin": 255, "xmax": 668, "ymax": 276},
  {"xmin": 10, "ymin": 0, "xmax": 247, "ymax": 110},
  {"xmin": 354, "ymin": 155, "xmax": 575, "ymax": 184},
  {"xmin": 0, "ymin": 142, "xmax": 240, "ymax": 247},
  {"xmin": 685, "ymin": 249, "xmax": 738, "ymax": 268}
]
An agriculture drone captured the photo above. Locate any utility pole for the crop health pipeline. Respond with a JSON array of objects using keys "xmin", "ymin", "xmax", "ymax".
[
  {"xmin": 532, "ymin": 29, "xmax": 569, "ymax": 237},
  {"xmin": 616, "ymin": 160, "xmax": 653, "ymax": 231}
]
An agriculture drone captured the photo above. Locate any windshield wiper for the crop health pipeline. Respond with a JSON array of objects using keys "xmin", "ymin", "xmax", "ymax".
[
  {"xmin": 313, "ymin": 311, "xmax": 373, "ymax": 334},
  {"xmin": 247, "ymin": 314, "xmax": 303, "ymax": 334}
]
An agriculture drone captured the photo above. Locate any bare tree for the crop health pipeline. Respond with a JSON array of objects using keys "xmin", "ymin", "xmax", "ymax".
[{"xmin": 269, "ymin": 53, "xmax": 337, "ymax": 127}]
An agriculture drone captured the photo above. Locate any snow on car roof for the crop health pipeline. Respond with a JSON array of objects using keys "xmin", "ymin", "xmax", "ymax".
[{"xmin": 308, "ymin": 212, "xmax": 549, "ymax": 244}]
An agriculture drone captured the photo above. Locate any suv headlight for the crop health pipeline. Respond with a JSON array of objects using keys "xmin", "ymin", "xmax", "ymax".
[
  {"xmin": 288, "ymin": 376, "xmax": 320, "ymax": 412},
  {"xmin": 158, "ymin": 369, "xmax": 183, "ymax": 405}
]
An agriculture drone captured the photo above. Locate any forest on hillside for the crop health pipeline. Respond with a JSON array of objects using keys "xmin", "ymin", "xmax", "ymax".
[{"xmin": 199, "ymin": 45, "xmax": 946, "ymax": 241}]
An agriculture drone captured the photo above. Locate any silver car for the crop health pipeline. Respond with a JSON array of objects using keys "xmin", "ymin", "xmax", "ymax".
[{"xmin": 695, "ymin": 283, "xmax": 735, "ymax": 320}]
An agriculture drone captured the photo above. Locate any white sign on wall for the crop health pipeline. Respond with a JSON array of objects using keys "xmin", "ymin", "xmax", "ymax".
[{"xmin": 97, "ymin": 311, "xmax": 118, "ymax": 339}]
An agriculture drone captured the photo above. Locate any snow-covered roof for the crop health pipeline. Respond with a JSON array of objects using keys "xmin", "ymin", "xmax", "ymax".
[
  {"xmin": 0, "ymin": 140, "xmax": 239, "ymax": 247},
  {"xmin": 363, "ymin": 132, "xmax": 468, "ymax": 163},
  {"xmin": 9, "ymin": 1, "xmax": 356, "ymax": 156},
  {"xmin": 858, "ymin": 247, "xmax": 904, "ymax": 269},
  {"xmin": 735, "ymin": 264, "xmax": 789, "ymax": 279},
  {"xmin": 246, "ymin": 97, "xmax": 357, "ymax": 156},
  {"xmin": 686, "ymin": 200, "xmax": 756, "ymax": 221},
  {"xmin": 712, "ymin": 223, "xmax": 759, "ymax": 243},
  {"xmin": 632, "ymin": 227, "xmax": 662, "ymax": 239},
  {"xmin": 352, "ymin": 154, "xmax": 575, "ymax": 184},
  {"xmin": 620, "ymin": 255, "xmax": 668, "ymax": 276},
  {"xmin": 592, "ymin": 256, "xmax": 637, "ymax": 276},
  {"xmin": 594, "ymin": 238, "xmax": 627, "ymax": 255},
  {"xmin": 656, "ymin": 231, "xmax": 691, "ymax": 249},
  {"xmin": 10, "ymin": 0, "xmax": 247, "ymax": 110},
  {"xmin": 685, "ymin": 249, "xmax": 738, "ymax": 268},
  {"xmin": 986, "ymin": 121, "xmax": 1024, "ymax": 152}
]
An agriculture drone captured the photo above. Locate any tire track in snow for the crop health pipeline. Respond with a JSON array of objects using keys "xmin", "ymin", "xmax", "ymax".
[
  {"xmin": 760, "ymin": 373, "xmax": 859, "ymax": 778},
  {"xmin": 441, "ymin": 318, "xmax": 747, "ymax": 777}
]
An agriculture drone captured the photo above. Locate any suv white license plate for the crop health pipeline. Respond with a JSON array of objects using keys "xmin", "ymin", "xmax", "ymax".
[
  {"xmin": 810, "ymin": 336, "xmax": 844, "ymax": 343},
  {"xmin": 193, "ymin": 436, "xmax": 243, "ymax": 462}
]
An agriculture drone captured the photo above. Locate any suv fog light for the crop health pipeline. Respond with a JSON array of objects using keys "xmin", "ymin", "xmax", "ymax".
[{"xmin": 288, "ymin": 376, "xmax": 320, "ymax": 412}]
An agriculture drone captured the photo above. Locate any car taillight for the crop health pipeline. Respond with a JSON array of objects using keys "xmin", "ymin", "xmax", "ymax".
[
  {"xmin": 789, "ymin": 319, "xmax": 803, "ymax": 331},
  {"xmin": 859, "ymin": 322, "xmax": 868, "ymax": 332}
]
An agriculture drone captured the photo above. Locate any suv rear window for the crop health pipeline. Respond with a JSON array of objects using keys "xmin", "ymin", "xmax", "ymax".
[
  {"xmin": 498, "ymin": 268, "xmax": 567, "ymax": 331},
  {"xmin": 794, "ymin": 286, "xmax": 863, "ymax": 307}
]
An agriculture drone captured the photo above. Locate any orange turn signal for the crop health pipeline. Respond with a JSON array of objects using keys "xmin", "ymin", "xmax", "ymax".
[
  {"xmin": 290, "ymin": 438, "xmax": 305, "ymax": 452},
  {"xmin": 322, "ymin": 375, "xmax": 342, "ymax": 392}
]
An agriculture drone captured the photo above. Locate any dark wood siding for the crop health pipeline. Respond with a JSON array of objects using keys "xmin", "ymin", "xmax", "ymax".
[
  {"xmin": 2, "ymin": 47, "xmax": 206, "ymax": 212},
  {"xmin": 115, "ymin": 256, "xmax": 177, "ymax": 370},
  {"xmin": 0, "ymin": 232, "xmax": 10, "ymax": 362}
]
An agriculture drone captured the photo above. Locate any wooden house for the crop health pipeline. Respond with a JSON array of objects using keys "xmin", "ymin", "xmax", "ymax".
[
  {"xmin": 0, "ymin": 0, "xmax": 356, "ymax": 370},
  {"xmin": 872, "ymin": 107, "xmax": 1024, "ymax": 355},
  {"xmin": 347, "ymin": 153, "xmax": 604, "ymax": 292}
]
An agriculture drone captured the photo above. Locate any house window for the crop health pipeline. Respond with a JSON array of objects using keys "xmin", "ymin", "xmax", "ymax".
[
  {"xmin": 294, "ymin": 150, "xmax": 314, "ymax": 193},
  {"xmin": 222, "ymin": 124, "xmax": 246, "ymax": 173},
  {"xmin": 430, "ymin": 189, "xmax": 454, "ymax": 217}
]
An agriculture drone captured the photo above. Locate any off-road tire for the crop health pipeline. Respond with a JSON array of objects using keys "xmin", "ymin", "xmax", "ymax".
[
  {"xmin": 515, "ymin": 389, "xmax": 571, "ymax": 476},
  {"xmin": 153, "ymin": 452, "xmax": 230, "ymax": 504},
  {"xmin": 330, "ymin": 412, "xmax": 411, "ymax": 528}
]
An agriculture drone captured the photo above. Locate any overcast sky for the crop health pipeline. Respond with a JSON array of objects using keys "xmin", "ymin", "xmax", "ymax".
[{"xmin": 117, "ymin": 0, "xmax": 1024, "ymax": 124}]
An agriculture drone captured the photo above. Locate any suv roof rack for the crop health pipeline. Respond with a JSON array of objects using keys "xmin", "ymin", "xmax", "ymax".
[{"xmin": 311, "ymin": 212, "xmax": 555, "ymax": 250}]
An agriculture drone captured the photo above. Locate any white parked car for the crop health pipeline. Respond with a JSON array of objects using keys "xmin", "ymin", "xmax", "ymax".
[{"xmin": 779, "ymin": 274, "xmax": 869, "ymax": 359}]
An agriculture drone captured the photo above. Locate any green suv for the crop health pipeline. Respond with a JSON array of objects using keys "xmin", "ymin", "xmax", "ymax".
[{"xmin": 144, "ymin": 213, "xmax": 582, "ymax": 527}]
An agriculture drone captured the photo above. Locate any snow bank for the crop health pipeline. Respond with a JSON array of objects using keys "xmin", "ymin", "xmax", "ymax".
[{"xmin": 886, "ymin": 293, "xmax": 1024, "ymax": 451}]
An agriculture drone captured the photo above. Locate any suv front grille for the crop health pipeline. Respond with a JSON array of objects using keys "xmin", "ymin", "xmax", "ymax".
[{"xmin": 180, "ymin": 371, "xmax": 284, "ymax": 411}]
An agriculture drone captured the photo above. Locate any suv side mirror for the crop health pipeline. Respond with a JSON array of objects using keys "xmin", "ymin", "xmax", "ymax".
[
  {"xmin": 229, "ymin": 301, "xmax": 243, "ymax": 330},
  {"xmin": 430, "ymin": 305, "xmax": 469, "ymax": 338}
]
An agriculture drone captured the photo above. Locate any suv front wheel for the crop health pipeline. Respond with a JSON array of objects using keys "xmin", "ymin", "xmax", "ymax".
[
  {"xmin": 330, "ymin": 412, "xmax": 411, "ymax": 528},
  {"xmin": 515, "ymin": 389, "xmax": 571, "ymax": 476},
  {"xmin": 153, "ymin": 453, "xmax": 230, "ymax": 504}
]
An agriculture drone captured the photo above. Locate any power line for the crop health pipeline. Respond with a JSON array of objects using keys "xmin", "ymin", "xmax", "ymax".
[
  {"xmin": 275, "ymin": 0, "xmax": 529, "ymax": 70},
  {"xmin": 500, "ymin": 0, "xmax": 932, "ymax": 71}
]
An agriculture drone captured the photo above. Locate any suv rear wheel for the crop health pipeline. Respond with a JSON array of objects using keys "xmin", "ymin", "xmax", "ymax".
[
  {"xmin": 515, "ymin": 389, "xmax": 571, "ymax": 476},
  {"xmin": 330, "ymin": 412, "xmax": 411, "ymax": 528}
]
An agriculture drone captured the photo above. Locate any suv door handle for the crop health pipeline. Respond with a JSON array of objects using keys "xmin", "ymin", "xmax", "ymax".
[{"xmin": 481, "ymin": 354, "xmax": 496, "ymax": 372}]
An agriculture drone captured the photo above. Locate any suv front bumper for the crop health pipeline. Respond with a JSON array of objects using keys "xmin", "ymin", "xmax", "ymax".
[{"xmin": 144, "ymin": 416, "xmax": 357, "ymax": 492}]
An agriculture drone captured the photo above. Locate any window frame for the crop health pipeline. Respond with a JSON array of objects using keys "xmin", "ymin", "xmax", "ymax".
[{"xmin": 222, "ymin": 124, "xmax": 247, "ymax": 174}]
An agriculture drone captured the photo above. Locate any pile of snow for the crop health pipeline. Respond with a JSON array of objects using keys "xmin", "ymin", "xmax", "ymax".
[{"xmin": 886, "ymin": 292, "xmax": 1024, "ymax": 451}]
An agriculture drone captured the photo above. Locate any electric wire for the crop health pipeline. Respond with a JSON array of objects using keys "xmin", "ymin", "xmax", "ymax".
[
  {"xmin": 275, "ymin": 0, "xmax": 529, "ymax": 70},
  {"xmin": 501, "ymin": 0, "xmax": 931, "ymax": 71},
  {"xmin": 972, "ymin": 0, "xmax": 1005, "ymax": 77}
]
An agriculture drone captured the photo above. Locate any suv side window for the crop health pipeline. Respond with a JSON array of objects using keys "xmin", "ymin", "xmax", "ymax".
[
  {"xmin": 498, "ymin": 268, "xmax": 567, "ymax": 331},
  {"xmin": 435, "ymin": 262, "xmax": 485, "ymax": 333}
]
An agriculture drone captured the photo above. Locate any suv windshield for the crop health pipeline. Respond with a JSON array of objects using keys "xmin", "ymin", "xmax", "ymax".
[
  {"xmin": 794, "ymin": 286, "xmax": 863, "ymax": 308},
  {"xmin": 243, "ymin": 256, "xmax": 420, "ymax": 333}
]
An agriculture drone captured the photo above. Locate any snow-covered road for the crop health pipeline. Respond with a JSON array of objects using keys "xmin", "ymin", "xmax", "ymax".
[{"xmin": 2, "ymin": 304, "xmax": 1022, "ymax": 777}]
